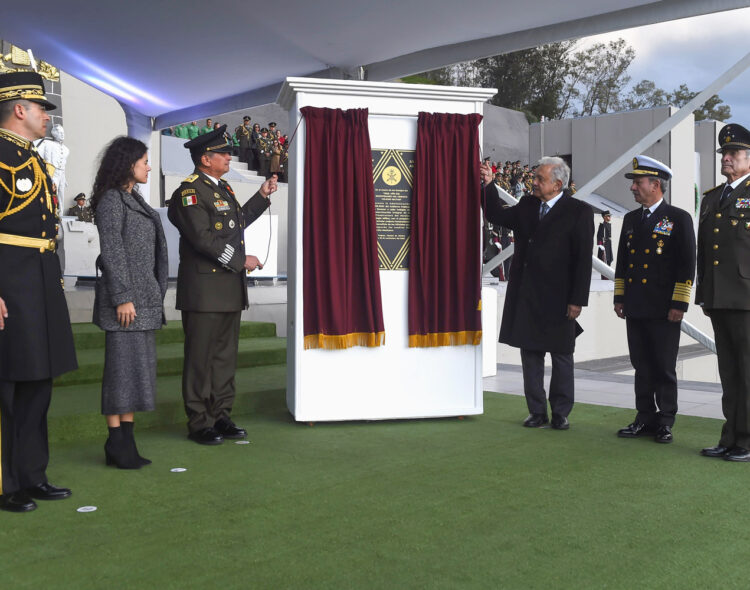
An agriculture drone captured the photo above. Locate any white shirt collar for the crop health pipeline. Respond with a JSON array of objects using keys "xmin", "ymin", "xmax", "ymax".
[
  {"xmin": 645, "ymin": 198, "xmax": 663, "ymax": 214},
  {"xmin": 729, "ymin": 172, "xmax": 750, "ymax": 189},
  {"xmin": 203, "ymin": 172, "xmax": 221, "ymax": 185},
  {"xmin": 543, "ymin": 191, "xmax": 564, "ymax": 209}
]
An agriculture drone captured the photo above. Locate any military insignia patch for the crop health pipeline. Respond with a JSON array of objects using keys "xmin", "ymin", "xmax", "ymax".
[
  {"xmin": 214, "ymin": 192, "xmax": 222, "ymax": 199},
  {"xmin": 181, "ymin": 189, "xmax": 196, "ymax": 198},
  {"xmin": 182, "ymin": 195, "xmax": 197, "ymax": 206},
  {"xmin": 731, "ymin": 219, "xmax": 739, "ymax": 226},
  {"xmin": 183, "ymin": 174, "xmax": 199, "ymax": 183},
  {"xmin": 214, "ymin": 200, "xmax": 230, "ymax": 212},
  {"xmin": 653, "ymin": 218, "xmax": 674, "ymax": 235},
  {"xmin": 215, "ymin": 222, "xmax": 223, "ymax": 230},
  {"xmin": 735, "ymin": 198, "xmax": 750, "ymax": 208},
  {"xmin": 229, "ymin": 219, "xmax": 236, "ymax": 229}
]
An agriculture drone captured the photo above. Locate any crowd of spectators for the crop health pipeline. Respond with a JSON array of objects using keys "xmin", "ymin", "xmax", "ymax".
[{"xmin": 163, "ymin": 118, "xmax": 289, "ymax": 182}]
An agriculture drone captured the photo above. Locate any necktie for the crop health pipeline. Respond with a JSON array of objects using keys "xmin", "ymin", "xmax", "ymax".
[
  {"xmin": 642, "ymin": 208, "xmax": 651, "ymax": 221},
  {"xmin": 720, "ymin": 183, "xmax": 733, "ymax": 203},
  {"xmin": 539, "ymin": 202, "xmax": 550, "ymax": 219}
]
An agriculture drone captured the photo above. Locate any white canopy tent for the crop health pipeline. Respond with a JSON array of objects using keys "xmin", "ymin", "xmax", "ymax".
[{"xmin": 2, "ymin": 0, "xmax": 750, "ymax": 135}]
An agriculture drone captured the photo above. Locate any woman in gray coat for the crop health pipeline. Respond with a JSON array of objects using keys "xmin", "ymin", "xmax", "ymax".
[{"xmin": 91, "ymin": 137, "xmax": 168, "ymax": 469}]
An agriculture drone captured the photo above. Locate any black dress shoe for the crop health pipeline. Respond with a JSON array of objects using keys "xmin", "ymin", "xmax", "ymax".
[
  {"xmin": 188, "ymin": 427, "xmax": 224, "ymax": 445},
  {"xmin": 27, "ymin": 482, "xmax": 72, "ymax": 500},
  {"xmin": 617, "ymin": 422, "xmax": 656, "ymax": 438},
  {"xmin": 701, "ymin": 445, "xmax": 730, "ymax": 458},
  {"xmin": 0, "ymin": 491, "xmax": 37, "ymax": 512},
  {"xmin": 523, "ymin": 414, "xmax": 549, "ymax": 428},
  {"xmin": 551, "ymin": 415, "xmax": 570, "ymax": 430},
  {"xmin": 214, "ymin": 419, "xmax": 247, "ymax": 439},
  {"xmin": 724, "ymin": 447, "xmax": 750, "ymax": 462},
  {"xmin": 654, "ymin": 425, "xmax": 673, "ymax": 444}
]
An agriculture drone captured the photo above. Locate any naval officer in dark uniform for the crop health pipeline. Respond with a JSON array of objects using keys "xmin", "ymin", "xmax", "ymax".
[
  {"xmin": 613, "ymin": 155, "xmax": 695, "ymax": 444},
  {"xmin": 168, "ymin": 126, "xmax": 277, "ymax": 445},
  {"xmin": 0, "ymin": 72, "xmax": 77, "ymax": 512},
  {"xmin": 596, "ymin": 210, "xmax": 613, "ymax": 279},
  {"xmin": 696, "ymin": 123, "xmax": 750, "ymax": 462}
]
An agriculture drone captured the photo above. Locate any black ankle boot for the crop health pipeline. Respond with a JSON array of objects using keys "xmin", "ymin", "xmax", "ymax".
[
  {"xmin": 121, "ymin": 421, "xmax": 151, "ymax": 466},
  {"xmin": 104, "ymin": 426, "xmax": 141, "ymax": 469}
]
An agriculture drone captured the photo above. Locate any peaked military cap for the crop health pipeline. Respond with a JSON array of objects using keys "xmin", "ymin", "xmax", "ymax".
[
  {"xmin": 261, "ymin": 127, "xmax": 268, "ymax": 133},
  {"xmin": 184, "ymin": 124, "xmax": 232, "ymax": 155},
  {"xmin": 625, "ymin": 154, "xmax": 672, "ymax": 180},
  {"xmin": 268, "ymin": 122, "xmax": 277, "ymax": 127},
  {"xmin": 601, "ymin": 210, "xmax": 611, "ymax": 217},
  {"xmin": 74, "ymin": 193, "xmax": 86, "ymax": 202},
  {"xmin": 242, "ymin": 115, "xmax": 251, "ymax": 121},
  {"xmin": 0, "ymin": 71, "xmax": 57, "ymax": 110},
  {"xmin": 716, "ymin": 123, "xmax": 750, "ymax": 153}
]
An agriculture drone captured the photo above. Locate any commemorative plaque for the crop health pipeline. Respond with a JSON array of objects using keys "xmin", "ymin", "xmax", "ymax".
[{"xmin": 371, "ymin": 149, "xmax": 415, "ymax": 270}]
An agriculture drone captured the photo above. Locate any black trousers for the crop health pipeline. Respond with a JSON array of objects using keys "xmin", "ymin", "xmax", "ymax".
[
  {"xmin": 239, "ymin": 147, "xmax": 251, "ymax": 165},
  {"xmin": 710, "ymin": 310, "xmax": 750, "ymax": 448},
  {"xmin": 520, "ymin": 349, "xmax": 574, "ymax": 418},
  {"xmin": 0, "ymin": 379, "xmax": 52, "ymax": 495},
  {"xmin": 626, "ymin": 318, "xmax": 680, "ymax": 426},
  {"xmin": 181, "ymin": 311, "xmax": 242, "ymax": 433}
]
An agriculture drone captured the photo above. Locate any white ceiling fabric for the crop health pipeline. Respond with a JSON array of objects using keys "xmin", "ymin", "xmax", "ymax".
[{"xmin": 1, "ymin": 0, "xmax": 748, "ymax": 127}]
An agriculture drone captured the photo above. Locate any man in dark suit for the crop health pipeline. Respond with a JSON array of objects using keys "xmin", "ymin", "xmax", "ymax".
[
  {"xmin": 596, "ymin": 210, "xmax": 613, "ymax": 278},
  {"xmin": 481, "ymin": 157, "xmax": 594, "ymax": 429},
  {"xmin": 168, "ymin": 126, "xmax": 277, "ymax": 445},
  {"xmin": 613, "ymin": 155, "xmax": 695, "ymax": 444},
  {"xmin": 0, "ymin": 72, "xmax": 77, "ymax": 512},
  {"xmin": 696, "ymin": 123, "xmax": 750, "ymax": 462}
]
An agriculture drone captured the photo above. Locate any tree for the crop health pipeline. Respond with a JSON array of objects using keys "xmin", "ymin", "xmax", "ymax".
[{"xmin": 668, "ymin": 83, "xmax": 731, "ymax": 121}]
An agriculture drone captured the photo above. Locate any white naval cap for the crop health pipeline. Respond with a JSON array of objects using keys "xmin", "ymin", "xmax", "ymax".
[{"xmin": 624, "ymin": 154, "xmax": 672, "ymax": 180}]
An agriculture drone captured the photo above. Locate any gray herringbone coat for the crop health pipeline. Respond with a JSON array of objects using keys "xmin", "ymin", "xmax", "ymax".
[{"xmin": 93, "ymin": 188, "xmax": 168, "ymax": 331}]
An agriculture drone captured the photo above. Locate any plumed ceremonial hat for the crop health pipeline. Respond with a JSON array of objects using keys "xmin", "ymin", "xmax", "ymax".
[
  {"xmin": 0, "ymin": 71, "xmax": 57, "ymax": 110},
  {"xmin": 624, "ymin": 154, "xmax": 672, "ymax": 180},
  {"xmin": 184, "ymin": 124, "xmax": 232, "ymax": 155},
  {"xmin": 716, "ymin": 123, "xmax": 750, "ymax": 153}
]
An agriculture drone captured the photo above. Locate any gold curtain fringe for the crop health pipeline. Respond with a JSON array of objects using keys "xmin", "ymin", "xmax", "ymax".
[
  {"xmin": 409, "ymin": 330, "xmax": 482, "ymax": 348},
  {"xmin": 304, "ymin": 331, "xmax": 386, "ymax": 350}
]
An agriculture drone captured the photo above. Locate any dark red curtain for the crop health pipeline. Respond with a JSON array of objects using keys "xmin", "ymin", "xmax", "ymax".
[
  {"xmin": 408, "ymin": 112, "xmax": 483, "ymax": 347},
  {"xmin": 301, "ymin": 106, "xmax": 385, "ymax": 350}
]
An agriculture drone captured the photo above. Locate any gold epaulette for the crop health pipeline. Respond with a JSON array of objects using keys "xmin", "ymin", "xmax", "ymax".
[
  {"xmin": 0, "ymin": 128, "xmax": 31, "ymax": 150},
  {"xmin": 703, "ymin": 184, "xmax": 723, "ymax": 195},
  {"xmin": 614, "ymin": 277, "xmax": 625, "ymax": 296},
  {"xmin": 672, "ymin": 280, "xmax": 693, "ymax": 304},
  {"xmin": 183, "ymin": 173, "xmax": 199, "ymax": 184}
]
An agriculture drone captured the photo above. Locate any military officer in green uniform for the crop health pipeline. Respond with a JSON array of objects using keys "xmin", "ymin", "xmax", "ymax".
[
  {"xmin": 613, "ymin": 155, "xmax": 695, "ymax": 444},
  {"xmin": 0, "ymin": 72, "xmax": 77, "ymax": 512},
  {"xmin": 234, "ymin": 115, "xmax": 252, "ymax": 166},
  {"xmin": 167, "ymin": 125, "xmax": 277, "ymax": 445},
  {"xmin": 697, "ymin": 123, "xmax": 750, "ymax": 461},
  {"xmin": 257, "ymin": 127, "xmax": 272, "ymax": 179}
]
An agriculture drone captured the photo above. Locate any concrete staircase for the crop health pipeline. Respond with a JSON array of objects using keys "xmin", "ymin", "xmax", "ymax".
[{"xmin": 229, "ymin": 155, "xmax": 266, "ymax": 183}]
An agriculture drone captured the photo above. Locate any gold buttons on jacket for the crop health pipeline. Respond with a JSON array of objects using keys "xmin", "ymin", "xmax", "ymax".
[
  {"xmin": 714, "ymin": 260, "xmax": 719, "ymax": 266},
  {"xmin": 629, "ymin": 263, "xmax": 633, "ymax": 268},
  {"xmin": 716, "ymin": 213, "xmax": 722, "ymax": 218},
  {"xmin": 42, "ymin": 214, "xmax": 47, "ymax": 220},
  {"xmin": 643, "ymin": 264, "xmax": 648, "ymax": 269},
  {"xmin": 212, "ymin": 269, "xmax": 216, "ymax": 272},
  {"xmin": 628, "ymin": 278, "xmax": 633, "ymax": 283},
  {"xmin": 630, "ymin": 249, "xmax": 635, "ymax": 254},
  {"xmin": 713, "ymin": 244, "xmax": 719, "ymax": 250},
  {"xmin": 41, "ymin": 231, "xmax": 46, "ymax": 237},
  {"xmin": 714, "ymin": 228, "xmax": 720, "ymax": 233},
  {"xmin": 642, "ymin": 279, "xmax": 647, "ymax": 284},
  {"xmin": 645, "ymin": 249, "xmax": 650, "ymax": 254}
]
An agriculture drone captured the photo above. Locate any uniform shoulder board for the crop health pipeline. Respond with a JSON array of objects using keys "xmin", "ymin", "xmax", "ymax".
[
  {"xmin": 182, "ymin": 173, "xmax": 199, "ymax": 184},
  {"xmin": 703, "ymin": 184, "xmax": 723, "ymax": 195}
]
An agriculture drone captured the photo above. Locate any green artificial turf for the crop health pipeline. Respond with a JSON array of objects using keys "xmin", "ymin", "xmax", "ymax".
[{"xmin": 2, "ymin": 392, "xmax": 746, "ymax": 589}]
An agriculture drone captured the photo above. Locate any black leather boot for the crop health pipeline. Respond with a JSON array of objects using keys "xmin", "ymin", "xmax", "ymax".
[
  {"xmin": 121, "ymin": 421, "xmax": 151, "ymax": 466},
  {"xmin": 104, "ymin": 426, "xmax": 141, "ymax": 469}
]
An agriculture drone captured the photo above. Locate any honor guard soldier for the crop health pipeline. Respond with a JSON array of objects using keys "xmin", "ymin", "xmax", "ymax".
[
  {"xmin": 596, "ymin": 210, "xmax": 613, "ymax": 278},
  {"xmin": 697, "ymin": 123, "xmax": 750, "ymax": 461},
  {"xmin": 167, "ymin": 125, "xmax": 277, "ymax": 445},
  {"xmin": 614, "ymin": 155, "xmax": 695, "ymax": 444},
  {"xmin": 235, "ymin": 115, "xmax": 252, "ymax": 166},
  {"xmin": 0, "ymin": 72, "xmax": 77, "ymax": 512},
  {"xmin": 257, "ymin": 127, "xmax": 272, "ymax": 179}
]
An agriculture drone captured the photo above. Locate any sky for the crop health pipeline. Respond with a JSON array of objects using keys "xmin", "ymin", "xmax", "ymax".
[{"xmin": 577, "ymin": 6, "xmax": 750, "ymax": 124}]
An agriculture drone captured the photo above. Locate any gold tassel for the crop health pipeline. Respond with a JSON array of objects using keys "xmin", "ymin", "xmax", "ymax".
[
  {"xmin": 408, "ymin": 330, "xmax": 482, "ymax": 348},
  {"xmin": 304, "ymin": 331, "xmax": 386, "ymax": 350}
]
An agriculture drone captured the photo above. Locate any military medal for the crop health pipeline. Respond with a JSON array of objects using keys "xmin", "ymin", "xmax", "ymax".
[
  {"xmin": 215, "ymin": 222, "xmax": 223, "ymax": 230},
  {"xmin": 214, "ymin": 200, "xmax": 230, "ymax": 212},
  {"xmin": 229, "ymin": 219, "xmax": 236, "ymax": 229},
  {"xmin": 745, "ymin": 221, "xmax": 750, "ymax": 230},
  {"xmin": 731, "ymin": 219, "xmax": 739, "ymax": 226},
  {"xmin": 214, "ymin": 192, "xmax": 222, "ymax": 199},
  {"xmin": 16, "ymin": 177, "xmax": 32, "ymax": 192},
  {"xmin": 656, "ymin": 239, "xmax": 664, "ymax": 255}
]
